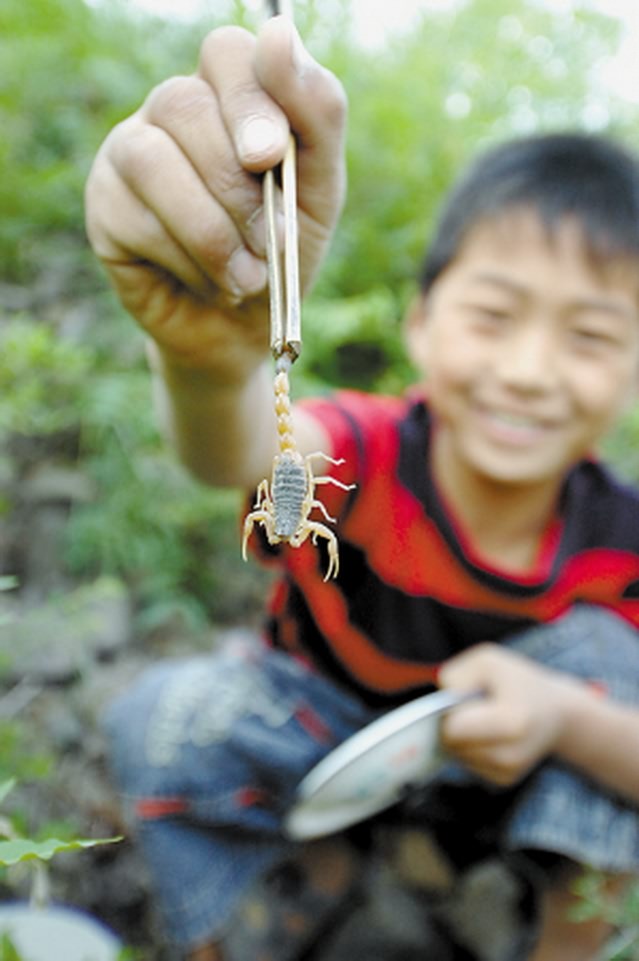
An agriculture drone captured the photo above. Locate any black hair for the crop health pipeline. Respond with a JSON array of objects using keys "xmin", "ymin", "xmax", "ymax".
[{"xmin": 419, "ymin": 132, "xmax": 639, "ymax": 293}]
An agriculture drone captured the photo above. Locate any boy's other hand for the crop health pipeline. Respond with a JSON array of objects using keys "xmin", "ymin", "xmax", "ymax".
[
  {"xmin": 84, "ymin": 16, "xmax": 347, "ymax": 376},
  {"xmin": 438, "ymin": 644, "xmax": 585, "ymax": 787}
]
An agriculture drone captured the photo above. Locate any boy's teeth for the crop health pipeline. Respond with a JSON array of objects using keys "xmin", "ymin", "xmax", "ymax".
[
  {"xmin": 491, "ymin": 411, "xmax": 539, "ymax": 428},
  {"xmin": 499, "ymin": 415, "xmax": 533, "ymax": 427}
]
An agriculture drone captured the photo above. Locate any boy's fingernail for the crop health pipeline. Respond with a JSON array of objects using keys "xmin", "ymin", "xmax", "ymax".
[
  {"xmin": 238, "ymin": 116, "xmax": 278, "ymax": 162},
  {"xmin": 227, "ymin": 247, "xmax": 267, "ymax": 297}
]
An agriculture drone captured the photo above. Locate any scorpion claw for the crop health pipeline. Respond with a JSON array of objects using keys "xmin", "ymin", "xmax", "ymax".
[{"xmin": 241, "ymin": 524, "xmax": 251, "ymax": 561}]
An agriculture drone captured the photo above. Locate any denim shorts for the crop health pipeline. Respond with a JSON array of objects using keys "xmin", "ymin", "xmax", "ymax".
[{"xmin": 102, "ymin": 606, "xmax": 639, "ymax": 953}]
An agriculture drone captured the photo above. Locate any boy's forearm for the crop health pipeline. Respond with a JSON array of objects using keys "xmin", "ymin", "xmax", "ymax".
[
  {"xmin": 148, "ymin": 343, "xmax": 277, "ymax": 489},
  {"xmin": 555, "ymin": 684, "xmax": 639, "ymax": 805}
]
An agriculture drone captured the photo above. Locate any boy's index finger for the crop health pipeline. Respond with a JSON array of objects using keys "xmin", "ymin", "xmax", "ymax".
[{"xmin": 198, "ymin": 24, "xmax": 291, "ymax": 172}]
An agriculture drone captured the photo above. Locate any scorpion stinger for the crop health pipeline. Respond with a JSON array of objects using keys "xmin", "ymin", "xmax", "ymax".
[{"xmin": 242, "ymin": 0, "xmax": 355, "ymax": 578}]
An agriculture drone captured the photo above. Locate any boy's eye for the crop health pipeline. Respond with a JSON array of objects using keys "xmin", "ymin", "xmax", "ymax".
[
  {"xmin": 570, "ymin": 325, "xmax": 619, "ymax": 349},
  {"xmin": 466, "ymin": 304, "xmax": 513, "ymax": 327}
]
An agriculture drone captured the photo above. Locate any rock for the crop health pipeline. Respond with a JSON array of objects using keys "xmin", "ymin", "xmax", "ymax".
[
  {"xmin": 319, "ymin": 866, "xmax": 455, "ymax": 961},
  {"xmin": 4, "ymin": 458, "xmax": 93, "ymax": 602},
  {"xmin": 71, "ymin": 653, "xmax": 152, "ymax": 731},
  {"xmin": 0, "ymin": 578, "xmax": 132, "ymax": 685},
  {"xmin": 433, "ymin": 858, "xmax": 534, "ymax": 961},
  {"xmin": 0, "ymin": 282, "xmax": 32, "ymax": 311},
  {"xmin": 21, "ymin": 462, "xmax": 95, "ymax": 505},
  {"xmin": 20, "ymin": 505, "xmax": 75, "ymax": 601},
  {"xmin": 66, "ymin": 577, "xmax": 132, "ymax": 660}
]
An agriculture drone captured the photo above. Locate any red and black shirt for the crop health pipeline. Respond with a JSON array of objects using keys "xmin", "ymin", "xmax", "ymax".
[{"xmin": 251, "ymin": 391, "xmax": 639, "ymax": 707}]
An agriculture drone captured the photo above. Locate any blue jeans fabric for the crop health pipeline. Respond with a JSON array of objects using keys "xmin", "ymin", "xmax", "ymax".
[{"xmin": 102, "ymin": 607, "xmax": 639, "ymax": 952}]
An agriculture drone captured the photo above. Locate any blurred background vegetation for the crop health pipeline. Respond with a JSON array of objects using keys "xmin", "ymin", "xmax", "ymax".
[
  {"xmin": 3, "ymin": 0, "xmax": 639, "ymax": 631},
  {"xmin": 3, "ymin": 1, "xmax": 639, "ymax": 956}
]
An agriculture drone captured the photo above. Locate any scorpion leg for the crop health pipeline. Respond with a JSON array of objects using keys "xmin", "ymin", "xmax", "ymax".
[
  {"xmin": 313, "ymin": 475, "xmax": 357, "ymax": 492},
  {"xmin": 252, "ymin": 479, "xmax": 270, "ymax": 509},
  {"xmin": 306, "ymin": 451, "xmax": 347, "ymax": 466},
  {"xmin": 311, "ymin": 499, "xmax": 337, "ymax": 524},
  {"xmin": 242, "ymin": 508, "xmax": 277, "ymax": 560}
]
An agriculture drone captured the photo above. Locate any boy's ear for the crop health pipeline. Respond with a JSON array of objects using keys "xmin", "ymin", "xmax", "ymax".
[{"xmin": 403, "ymin": 293, "xmax": 431, "ymax": 371}]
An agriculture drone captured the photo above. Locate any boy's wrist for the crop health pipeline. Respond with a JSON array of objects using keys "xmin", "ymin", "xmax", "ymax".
[
  {"xmin": 146, "ymin": 337, "xmax": 268, "ymax": 391},
  {"xmin": 552, "ymin": 677, "xmax": 606, "ymax": 762}
]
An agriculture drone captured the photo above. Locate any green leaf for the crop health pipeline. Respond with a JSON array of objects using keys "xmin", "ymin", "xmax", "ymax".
[
  {"xmin": 0, "ymin": 780, "xmax": 16, "ymax": 805},
  {"xmin": 0, "ymin": 932, "xmax": 23, "ymax": 961},
  {"xmin": 0, "ymin": 835, "xmax": 122, "ymax": 866}
]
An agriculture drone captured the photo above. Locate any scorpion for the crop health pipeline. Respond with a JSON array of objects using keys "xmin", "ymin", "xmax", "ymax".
[{"xmin": 242, "ymin": 364, "xmax": 355, "ymax": 580}]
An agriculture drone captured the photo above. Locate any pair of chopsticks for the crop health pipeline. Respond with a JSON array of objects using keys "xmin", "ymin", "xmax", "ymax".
[{"xmin": 262, "ymin": 0, "xmax": 301, "ymax": 370}]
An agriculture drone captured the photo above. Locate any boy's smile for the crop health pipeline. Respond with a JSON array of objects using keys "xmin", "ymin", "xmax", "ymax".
[{"xmin": 410, "ymin": 210, "xmax": 639, "ymax": 510}]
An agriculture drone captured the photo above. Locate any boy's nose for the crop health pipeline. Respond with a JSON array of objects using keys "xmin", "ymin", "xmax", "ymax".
[{"xmin": 495, "ymin": 323, "xmax": 558, "ymax": 393}]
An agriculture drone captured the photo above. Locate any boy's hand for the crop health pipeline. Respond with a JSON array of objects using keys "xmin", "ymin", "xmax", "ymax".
[
  {"xmin": 438, "ymin": 644, "xmax": 585, "ymax": 786},
  {"xmin": 85, "ymin": 16, "xmax": 347, "ymax": 377}
]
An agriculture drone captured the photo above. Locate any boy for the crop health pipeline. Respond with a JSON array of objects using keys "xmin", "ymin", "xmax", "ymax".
[{"xmin": 85, "ymin": 15, "xmax": 639, "ymax": 961}]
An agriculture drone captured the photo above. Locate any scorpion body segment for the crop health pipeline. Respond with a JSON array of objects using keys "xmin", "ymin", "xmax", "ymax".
[
  {"xmin": 242, "ymin": 368, "xmax": 355, "ymax": 580},
  {"xmin": 272, "ymin": 450, "xmax": 308, "ymax": 537}
]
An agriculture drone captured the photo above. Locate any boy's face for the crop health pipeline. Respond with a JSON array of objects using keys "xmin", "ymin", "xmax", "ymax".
[{"xmin": 409, "ymin": 209, "xmax": 639, "ymax": 496}]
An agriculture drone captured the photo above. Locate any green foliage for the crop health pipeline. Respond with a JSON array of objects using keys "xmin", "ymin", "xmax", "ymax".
[
  {"xmin": 0, "ymin": 0, "xmax": 209, "ymax": 280},
  {"xmin": 316, "ymin": 0, "xmax": 629, "ymax": 303},
  {"xmin": 0, "ymin": 315, "xmax": 252, "ymax": 626},
  {"xmin": 63, "ymin": 362, "xmax": 250, "ymax": 627},
  {"xmin": 0, "ymin": 779, "xmax": 120, "ymax": 868},
  {"xmin": 0, "ymin": 705, "xmax": 81, "ymax": 848},
  {"xmin": 295, "ymin": 289, "xmax": 414, "ymax": 393},
  {"xmin": 602, "ymin": 404, "xmax": 639, "ymax": 482},
  {"xmin": 0, "ymin": 578, "xmax": 54, "ymax": 792},
  {"xmin": 0, "ymin": 724, "xmax": 52, "ymax": 787},
  {"xmin": 572, "ymin": 871, "xmax": 639, "ymax": 959},
  {"xmin": 3, "ymin": 0, "xmax": 639, "ymax": 632},
  {"xmin": 0, "ymin": 317, "xmax": 92, "ymax": 435},
  {"xmin": 0, "ymin": 934, "xmax": 22, "ymax": 961},
  {"xmin": 0, "ymin": 780, "xmax": 121, "ymax": 961},
  {"xmin": 0, "ymin": 782, "xmax": 15, "ymax": 807},
  {"xmin": 1, "ymin": 3, "xmax": 639, "ymax": 956},
  {"xmin": 0, "ymin": 835, "xmax": 120, "ymax": 868}
]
